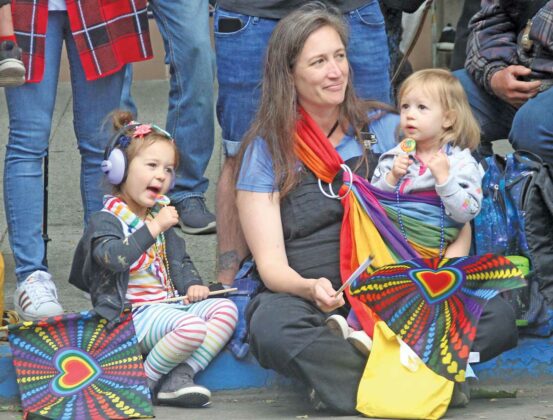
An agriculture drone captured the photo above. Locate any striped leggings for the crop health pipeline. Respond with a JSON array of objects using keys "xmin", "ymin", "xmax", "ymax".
[{"xmin": 137, "ymin": 298, "xmax": 238, "ymax": 381}]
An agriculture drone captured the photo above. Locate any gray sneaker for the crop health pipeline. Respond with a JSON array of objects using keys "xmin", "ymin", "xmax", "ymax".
[
  {"xmin": 0, "ymin": 41, "xmax": 25, "ymax": 87},
  {"xmin": 175, "ymin": 196, "xmax": 216, "ymax": 235},
  {"xmin": 157, "ymin": 363, "xmax": 211, "ymax": 408}
]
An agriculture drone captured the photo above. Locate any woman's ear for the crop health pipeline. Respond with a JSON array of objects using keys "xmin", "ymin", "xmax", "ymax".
[{"xmin": 443, "ymin": 110, "xmax": 456, "ymax": 130}]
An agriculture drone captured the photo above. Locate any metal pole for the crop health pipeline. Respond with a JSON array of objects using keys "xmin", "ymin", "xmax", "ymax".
[{"xmin": 42, "ymin": 150, "xmax": 51, "ymax": 266}]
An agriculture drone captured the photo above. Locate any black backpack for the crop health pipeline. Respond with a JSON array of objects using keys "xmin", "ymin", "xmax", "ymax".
[{"xmin": 474, "ymin": 151, "xmax": 553, "ymax": 336}]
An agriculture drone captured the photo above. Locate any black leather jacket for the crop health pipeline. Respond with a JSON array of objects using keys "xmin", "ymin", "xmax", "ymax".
[{"xmin": 69, "ymin": 211, "xmax": 203, "ymax": 322}]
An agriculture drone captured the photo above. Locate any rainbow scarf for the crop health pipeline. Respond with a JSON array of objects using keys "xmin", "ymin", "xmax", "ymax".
[{"xmin": 294, "ymin": 108, "xmax": 459, "ymax": 335}]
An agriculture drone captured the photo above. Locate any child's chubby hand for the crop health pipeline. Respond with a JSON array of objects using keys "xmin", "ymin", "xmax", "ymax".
[
  {"xmin": 148, "ymin": 205, "xmax": 179, "ymax": 236},
  {"xmin": 184, "ymin": 285, "xmax": 210, "ymax": 304},
  {"xmin": 387, "ymin": 153, "xmax": 412, "ymax": 185},
  {"xmin": 427, "ymin": 150, "xmax": 450, "ymax": 185}
]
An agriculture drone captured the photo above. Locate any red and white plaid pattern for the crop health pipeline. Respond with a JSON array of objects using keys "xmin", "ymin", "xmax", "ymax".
[{"xmin": 11, "ymin": 0, "xmax": 153, "ymax": 82}]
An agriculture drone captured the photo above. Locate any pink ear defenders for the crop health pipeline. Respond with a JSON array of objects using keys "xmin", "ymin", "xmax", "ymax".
[{"xmin": 101, "ymin": 123, "xmax": 176, "ymax": 189}]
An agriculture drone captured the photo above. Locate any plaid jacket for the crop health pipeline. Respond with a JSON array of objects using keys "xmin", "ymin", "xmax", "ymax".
[
  {"xmin": 12, "ymin": 0, "xmax": 153, "ymax": 83},
  {"xmin": 466, "ymin": 0, "xmax": 553, "ymax": 94}
]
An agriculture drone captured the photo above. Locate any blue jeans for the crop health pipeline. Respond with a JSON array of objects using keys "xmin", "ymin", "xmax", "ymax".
[
  {"xmin": 123, "ymin": 0, "xmax": 215, "ymax": 203},
  {"xmin": 456, "ymin": 69, "xmax": 553, "ymax": 163},
  {"xmin": 214, "ymin": 0, "xmax": 391, "ymax": 156},
  {"xmin": 4, "ymin": 12, "xmax": 125, "ymax": 283}
]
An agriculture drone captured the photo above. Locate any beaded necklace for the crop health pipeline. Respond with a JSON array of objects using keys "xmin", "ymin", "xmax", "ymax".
[
  {"xmin": 393, "ymin": 138, "xmax": 446, "ymax": 258},
  {"xmin": 147, "ymin": 211, "xmax": 178, "ymax": 299}
]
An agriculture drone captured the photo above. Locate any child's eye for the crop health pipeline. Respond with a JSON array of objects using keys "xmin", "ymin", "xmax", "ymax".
[
  {"xmin": 165, "ymin": 167, "xmax": 174, "ymax": 175},
  {"xmin": 400, "ymin": 103, "xmax": 409, "ymax": 110},
  {"xmin": 148, "ymin": 162, "xmax": 157, "ymax": 168},
  {"xmin": 418, "ymin": 104, "xmax": 427, "ymax": 110}
]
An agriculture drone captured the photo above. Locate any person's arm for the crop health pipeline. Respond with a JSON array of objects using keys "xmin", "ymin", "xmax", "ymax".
[
  {"xmin": 91, "ymin": 216, "xmax": 156, "ymax": 273},
  {"xmin": 465, "ymin": 0, "xmax": 520, "ymax": 93},
  {"xmin": 434, "ymin": 151, "xmax": 483, "ymax": 224},
  {"xmin": 236, "ymin": 190, "xmax": 345, "ymax": 313},
  {"xmin": 381, "ymin": 0, "xmax": 426, "ymax": 13},
  {"xmin": 444, "ymin": 222, "xmax": 472, "ymax": 258},
  {"xmin": 371, "ymin": 153, "xmax": 401, "ymax": 191}
]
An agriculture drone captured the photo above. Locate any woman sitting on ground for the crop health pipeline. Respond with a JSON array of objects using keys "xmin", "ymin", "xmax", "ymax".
[{"xmin": 235, "ymin": 3, "xmax": 518, "ymax": 414}]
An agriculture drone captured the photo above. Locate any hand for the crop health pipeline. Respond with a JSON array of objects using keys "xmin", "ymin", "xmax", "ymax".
[
  {"xmin": 310, "ymin": 278, "xmax": 345, "ymax": 313},
  {"xmin": 184, "ymin": 285, "xmax": 210, "ymax": 304},
  {"xmin": 152, "ymin": 205, "xmax": 179, "ymax": 232},
  {"xmin": 427, "ymin": 150, "xmax": 450, "ymax": 185},
  {"xmin": 490, "ymin": 65, "xmax": 541, "ymax": 108},
  {"xmin": 387, "ymin": 154, "xmax": 411, "ymax": 185}
]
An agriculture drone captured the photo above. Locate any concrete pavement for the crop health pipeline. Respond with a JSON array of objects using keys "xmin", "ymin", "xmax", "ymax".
[{"xmin": 1, "ymin": 81, "xmax": 553, "ymax": 419}]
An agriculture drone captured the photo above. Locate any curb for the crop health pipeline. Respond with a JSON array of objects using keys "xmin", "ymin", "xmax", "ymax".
[{"xmin": 0, "ymin": 335, "xmax": 552, "ymax": 405}]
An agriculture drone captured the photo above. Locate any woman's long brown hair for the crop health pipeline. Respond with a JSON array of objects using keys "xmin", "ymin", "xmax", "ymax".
[{"xmin": 235, "ymin": 2, "xmax": 393, "ymax": 197}]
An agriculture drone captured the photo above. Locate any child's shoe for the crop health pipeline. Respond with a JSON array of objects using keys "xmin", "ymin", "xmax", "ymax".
[
  {"xmin": 0, "ymin": 40, "xmax": 25, "ymax": 87},
  {"xmin": 347, "ymin": 330, "xmax": 373, "ymax": 356},
  {"xmin": 157, "ymin": 363, "xmax": 211, "ymax": 408},
  {"xmin": 325, "ymin": 314, "xmax": 353, "ymax": 339}
]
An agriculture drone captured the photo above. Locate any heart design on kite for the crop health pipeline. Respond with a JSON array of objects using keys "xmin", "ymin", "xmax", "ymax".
[
  {"xmin": 408, "ymin": 267, "xmax": 464, "ymax": 304},
  {"xmin": 51, "ymin": 349, "xmax": 102, "ymax": 396}
]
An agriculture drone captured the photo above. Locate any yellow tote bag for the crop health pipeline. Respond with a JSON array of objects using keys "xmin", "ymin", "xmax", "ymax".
[{"xmin": 356, "ymin": 321, "xmax": 453, "ymax": 420}]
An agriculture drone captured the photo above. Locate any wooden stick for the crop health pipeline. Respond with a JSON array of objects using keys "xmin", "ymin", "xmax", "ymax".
[
  {"xmin": 131, "ymin": 288, "xmax": 237, "ymax": 308},
  {"xmin": 0, "ymin": 288, "xmax": 238, "ymax": 330},
  {"xmin": 334, "ymin": 255, "xmax": 374, "ymax": 297}
]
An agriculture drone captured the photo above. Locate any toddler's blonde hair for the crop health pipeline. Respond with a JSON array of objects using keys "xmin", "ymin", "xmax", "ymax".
[{"xmin": 398, "ymin": 68, "xmax": 480, "ymax": 150}]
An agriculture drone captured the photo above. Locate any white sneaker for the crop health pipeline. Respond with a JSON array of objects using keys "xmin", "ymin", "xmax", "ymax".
[
  {"xmin": 325, "ymin": 314, "xmax": 353, "ymax": 339},
  {"xmin": 347, "ymin": 330, "xmax": 373, "ymax": 356},
  {"xmin": 14, "ymin": 271, "xmax": 64, "ymax": 321}
]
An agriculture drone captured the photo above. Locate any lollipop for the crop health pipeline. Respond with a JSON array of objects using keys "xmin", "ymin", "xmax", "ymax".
[
  {"xmin": 156, "ymin": 195, "xmax": 171, "ymax": 207},
  {"xmin": 400, "ymin": 138, "xmax": 416, "ymax": 153}
]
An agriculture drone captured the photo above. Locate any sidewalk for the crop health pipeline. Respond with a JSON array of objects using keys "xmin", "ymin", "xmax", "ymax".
[{"xmin": 1, "ymin": 81, "xmax": 553, "ymax": 419}]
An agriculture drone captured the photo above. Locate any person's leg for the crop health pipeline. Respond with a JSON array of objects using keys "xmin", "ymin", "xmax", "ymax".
[
  {"xmin": 214, "ymin": 9, "xmax": 277, "ymax": 284},
  {"xmin": 472, "ymin": 295, "xmax": 518, "ymax": 363},
  {"xmin": 149, "ymin": 0, "xmax": 216, "ymax": 234},
  {"xmin": 4, "ymin": 11, "xmax": 65, "ymax": 319},
  {"xmin": 64, "ymin": 21, "xmax": 125, "ymax": 221},
  {"xmin": 509, "ymin": 87, "xmax": 553, "ymax": 165},
  {"xmin": 345, "ymin": 0, "xmax": 391, "ymax": 104},
  {"xmin": 139, "ymin": 308, "xmax": 207, "ymax": 382},
  {"xmin": 454, "ymin": 69, "xmax": 516, "ymax": 158},
  {"xmin": 138, "ymin": 305, "xmax": 211, "ymax": 407},
  {"xmin": 0, "ymin": 3, "xmax": 25, "ymax": 87},
  {"xmin": 451, "ymin": 0, "xmax": 482, "ymax": 71},
  {"xmin": 0, "ymin": 2, "xmax": 15, "ymax": 37},
  {"xmin": 119, "ymin": 64, "xmax": 138, "ymax": 117},
  {"xmin": 247, "ymin": 293, "xmax": 366, "ymax": 414}
]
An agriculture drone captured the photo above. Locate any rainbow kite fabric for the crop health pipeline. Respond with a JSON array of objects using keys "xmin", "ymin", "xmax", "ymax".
[
  {"xmin": 8, "ymin": 310, "xmax": 153, "ymax": 420},
  {"xmin": 350, "ymin": 254, "xmax": 526, "ymax": 382},
  {"xmin": 294, "ymin": 108, "xmax": 465, "ymax": 336}
]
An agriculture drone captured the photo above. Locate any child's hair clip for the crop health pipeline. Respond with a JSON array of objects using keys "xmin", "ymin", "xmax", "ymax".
[
  {"xmin": 117, "ymin": 134, "xmax": 131, "ymax": 149},
  {"xmin": 132, "ymin": 124, "xmax": 153, "ymax": 138}
]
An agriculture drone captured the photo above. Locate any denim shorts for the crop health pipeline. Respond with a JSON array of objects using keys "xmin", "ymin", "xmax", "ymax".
[{"xmin": 214, "ymin": 0, "xmax": 391, "ymax": 157}]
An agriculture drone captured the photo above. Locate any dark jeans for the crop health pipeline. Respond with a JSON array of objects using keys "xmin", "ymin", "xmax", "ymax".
[
  {"xmin": 456, "ymin": 69, "xmax": 553, "ymax": 165},
  {"xmin": 247, "ymin": 291, "xmax": 518, "ymax": 413}
]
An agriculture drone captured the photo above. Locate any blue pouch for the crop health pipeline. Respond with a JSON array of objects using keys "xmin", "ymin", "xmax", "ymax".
[{"xmin": 227, "ymin": 258, "xmax": 261, "ymax": 359}]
